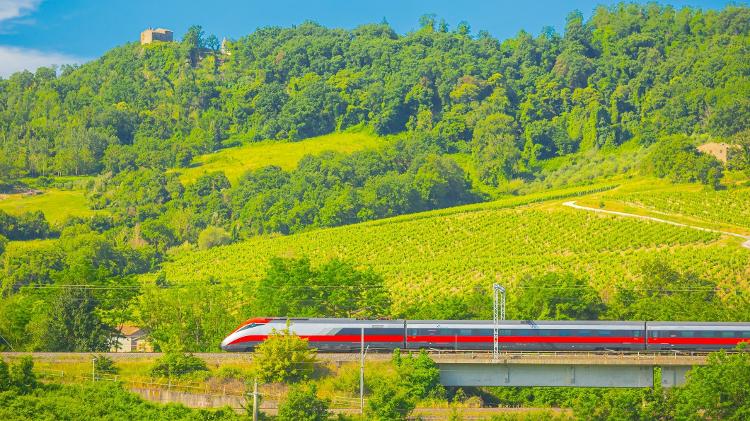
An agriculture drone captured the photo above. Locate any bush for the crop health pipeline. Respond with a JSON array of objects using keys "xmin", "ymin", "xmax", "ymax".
[
  {"xmin": 150, "ymin": 352, "xmax": 208, "ymax": 378},
  {"xmin": 366, "ymin": 379, "xmax": 415, "ymax": 421},
  {"xmin": 1, "ymin": 356, "xmax": 37, "ymax": 393},
  {"xmin": 197, "ymin": 226, "xmax": 232, "ymax": 250},
  {"xmin": 94, "ymin": 355, "xmax": 118, "ymax": 375},
  {"xmin": 0, "ymin": 381, "xmax": 239, "ymax": 420},
  {"xmin": 277, "ymin": 383, "xmax": 330, "ymax": 421},
  {"xmin": 392, "ymin": 349, "xmax": 445, "ymax": 400},
  {"xmin": 253, "ymin": 325, "xmax": 316, "ymax": 383}
]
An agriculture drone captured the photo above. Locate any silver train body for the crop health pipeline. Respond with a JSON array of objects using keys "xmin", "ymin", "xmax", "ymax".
[{"xmin": 220, "ymin": 318, "xmax": 750, "ymax": 352}]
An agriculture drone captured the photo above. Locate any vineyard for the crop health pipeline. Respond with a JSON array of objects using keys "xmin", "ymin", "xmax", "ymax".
[
  {"xmin": 155, "ymin": 183, "xmax": 750, "ymax": 313},
  {"xmin": 599, "ymin": 184, "xmax": 750, "ymax": 232}
]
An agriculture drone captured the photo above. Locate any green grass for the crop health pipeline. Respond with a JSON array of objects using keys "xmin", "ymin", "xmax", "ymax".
[
  {"xmin": 0, "ymin": 189, "xmax": 98, "ymax": 225},
  {"xmin": 176, "ymin": 132, "xmax": 385, "ymax": 184},
  {"xmin": 5, "ymin": 239, "xmax": 57, "ymax": 254},
  {"xmin": 153, "ymin": 181, "xmax": 750, "ymax": 313}
]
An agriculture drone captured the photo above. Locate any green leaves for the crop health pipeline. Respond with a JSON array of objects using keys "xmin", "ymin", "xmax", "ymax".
[
  {"xmin": 252, "ymin": 257, "xmax": 391, "ymax": 319},
  {"xmin": 511, "ymin": 273, "xmax": 605, "ymax": 321},
  {"xmin": 149, "ymin": 352, "xmax": 208, "ymax": 378},
  {"xmin": 253, "ymin": 326, "xmax": 317, "ymax": 384}
]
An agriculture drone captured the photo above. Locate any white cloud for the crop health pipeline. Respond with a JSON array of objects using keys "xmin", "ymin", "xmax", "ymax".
[
  {"xmin": 0, "ymin": 0, "xmax": 41, "ymax": 22},
  {"xmin": 0, "ymin": 45, "xmax": 85, "ymax": 77}
]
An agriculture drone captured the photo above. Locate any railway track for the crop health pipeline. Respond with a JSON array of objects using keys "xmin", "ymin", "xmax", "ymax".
[{"xmin": 0, "ymin": 350, "xmax": 713, "ymax": 365}]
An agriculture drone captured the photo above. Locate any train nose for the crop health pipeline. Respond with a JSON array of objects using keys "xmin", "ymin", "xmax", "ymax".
[{"xmin": 220, "ymin": 336, "xmax": 231, "ymax": 351}]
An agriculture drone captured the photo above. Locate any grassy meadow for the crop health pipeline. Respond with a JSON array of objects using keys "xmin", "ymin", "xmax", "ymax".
[
  {"xmin": 0, "ymin": 189, "xmax": 98, "ymax": 225},
  {"xmin": 176, "ymin": 132, "xmax": 385, "ymax": 184}
]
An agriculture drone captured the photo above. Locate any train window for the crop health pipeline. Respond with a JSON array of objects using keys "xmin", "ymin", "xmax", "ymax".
[
  {"xmin": 722, "ymin": 331, "xmax": 734, "ymax": 338},
  {"xmin": 579, "ymin": 330, "xmax": 593, "ymax": 337},
  {"xmin": 598, "ymin": 330, "xmax": 612, "ymax": 336},
  {"xmin": 557, "ymin": 330, "xmax": 570, "ymax": 337},
  {"xmin": 633, "ymin": 330, "xmax": 642, "ymax": 337},
  {"xmin": 681, "ymin": 331, "xmax": 694, "ymax": 338},
  {"xmin": 239, "ymin": 323, "xmax": 257, "ymax": 331}
]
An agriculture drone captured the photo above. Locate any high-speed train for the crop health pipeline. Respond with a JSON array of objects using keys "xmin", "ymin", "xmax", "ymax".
[{"xmin": 220, "ymin": 318, "xmax": 750, "ymax": 352}]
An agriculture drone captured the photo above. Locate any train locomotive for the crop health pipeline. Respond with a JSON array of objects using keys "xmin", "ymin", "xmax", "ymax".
[{"xmin": 220, "ymin": 318, "xmax": 750, "ymax": 352}]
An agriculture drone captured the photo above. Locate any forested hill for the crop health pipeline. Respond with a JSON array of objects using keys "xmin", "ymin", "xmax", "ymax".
[{"xmin": 1, "ymin": 4, "xmax": 749, "ymax": 182}]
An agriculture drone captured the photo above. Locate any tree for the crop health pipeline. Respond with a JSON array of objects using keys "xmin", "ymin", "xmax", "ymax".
[
  {"xmin": 9, "ymin": 356, "xmax": 37, "ymax": 393},
  {"xmin": 671, "ymin": 346, "xmax": 750, "ymax": 419},
  {"xmin": 611, "ymin": 260, "xmax": 721, "ymax": 321},
  {"xmin": 472, "ymin": 113, "xmax": 523, "ymax": 185},
  {"xmin": 253, "ymin": 257, "xmax": 390, "ymax": 318},
  {"xmin": 392, "ymin": 349, "xmax": 445, "ymax": 400},
  {"xmin": 253, "ymin": 325, "xmax": 316, "ymax": 383},
  {"xmin": 645, "ymin": 136, "xmax": 724, "ymax": 188},
  {"xmin": 0, "ymin": 358, "xmax": 10, "ymax": 391},
  {"xmin": 512, "ymin": 273, "xmax": 605, "ymax": 320},
  {"xmin": 366, "ymin": 380, "xmax": 415, "ymax": 421},
  {"xmin": 197, "ymin": 226, "xmax": 232, "ymax": 250},
  {"xmin": 730, "ymin": 129, "xmax": 750, "ymax": 176},
  {"xmin": 277, "ymin": 383, "xmax": 330, "ymax": 421},
  {"xmin": 41, "ymin": 289, "xmax": 116, "ymax": 352}
]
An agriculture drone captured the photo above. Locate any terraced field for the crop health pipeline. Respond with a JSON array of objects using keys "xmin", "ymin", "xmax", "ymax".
[
  {"xmin": 156, "ymin": 183, "xmax": 750, "ymax": 313},
  {"xmin": 176, "ymin": 131, "xmax": 385, "ymax": 184}
]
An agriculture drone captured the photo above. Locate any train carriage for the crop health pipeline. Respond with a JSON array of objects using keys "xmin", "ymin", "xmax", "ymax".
[
  {"xmin": 405, "ymin": 320, "xmax": 647, "ymax": 351},
  {"xmin": 646, "ymin": 322, "xmax": 750, "ymax": 351},
  {"xmin": 221, "ymin": 318, "xmax": 750, "ymax": 353}
]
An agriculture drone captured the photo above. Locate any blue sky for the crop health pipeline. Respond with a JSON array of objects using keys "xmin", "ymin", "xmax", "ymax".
[{"xmin": 0, "ymin": 0, "xmax": 745, "ymax": 77}]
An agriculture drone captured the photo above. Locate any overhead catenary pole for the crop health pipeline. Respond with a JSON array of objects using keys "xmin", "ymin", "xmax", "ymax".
[
  {"xmin": 91, "ymin": 356, "xmax": 96, "ymax": 382},
  {"xmin": 253, "ymin": 378, "xmax": 258, "ymax": 421},
  {"xmin": 493, "ymin": 283, "xmax": 506, "ymax": 361},
  {"xmin": 360, "ymin": 326, "xmax": 365, "ymax": 414}
]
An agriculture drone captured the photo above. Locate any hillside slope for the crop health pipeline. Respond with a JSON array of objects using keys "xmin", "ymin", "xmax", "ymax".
[{"xmin": 157, "ymin": 182, "xmax": 750, "ymax": 313}]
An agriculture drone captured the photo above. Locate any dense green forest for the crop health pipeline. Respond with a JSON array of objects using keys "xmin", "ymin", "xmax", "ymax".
[
  {"xmin": 1, "ymin": 3, "xmax": 750, "ymax": 354},
  {"xmin": 2, "ymin": 4, "xmax": 749, "ymax": 181}
]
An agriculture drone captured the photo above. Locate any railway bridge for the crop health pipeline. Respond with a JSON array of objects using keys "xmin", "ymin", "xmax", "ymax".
[
  {"xmin": 2, "ymin": 350, "xmax": 708, "ymax": 388},
  {"xmin": 427, "ymin": 351, "xmax": 707, "ymax": 388}
]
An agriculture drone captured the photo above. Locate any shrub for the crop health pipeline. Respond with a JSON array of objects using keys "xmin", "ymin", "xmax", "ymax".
[
  {"xmin": 277, "ymin": 383, "xmax": 329, "ymax": 421},
  {"xmin": 94, "ymin": 355, "xmax": 118, "ymax": 375},
  {"xmin": 392, "ymin": 349, "xmax": 445, "ymax": 400},
  {"xmin": 366, "ymin": 379, "xmax": 415, "ymax": 421},
  {"xmin": 9, "ymin": 356, "xmax": 37, "ymax": 393},
  {"xmin": 197, "ymin": 226, "xmax": 232, "ymax": 250},
  {"xmin": 150, "ymin": 352, "xmax": 208, "ymax": 378},
  {"xmin": 253, "ymin": 325, "xmax": 316, "ymax": 383}
]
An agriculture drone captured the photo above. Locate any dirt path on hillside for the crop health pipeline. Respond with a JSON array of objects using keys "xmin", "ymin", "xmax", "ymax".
[{"xmin": 562, "ymin": 201, "xmax": 750, "ymax": 250}]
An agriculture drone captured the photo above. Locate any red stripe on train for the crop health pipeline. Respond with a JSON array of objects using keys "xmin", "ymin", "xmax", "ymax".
[
  {"xmin": 648, "ymin": 337, "xmax": 750, "ymax": 345},
  {"xmin": 229, "ymin": 334, "xmax": 750, "ymax": 347},
  {"xmin": 229, "ymin": 334, "xmax": 403, "ymax": 345},
  {"xmin": 407, "ymin": 336, "xmax": 645, "ymax": 344}
]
